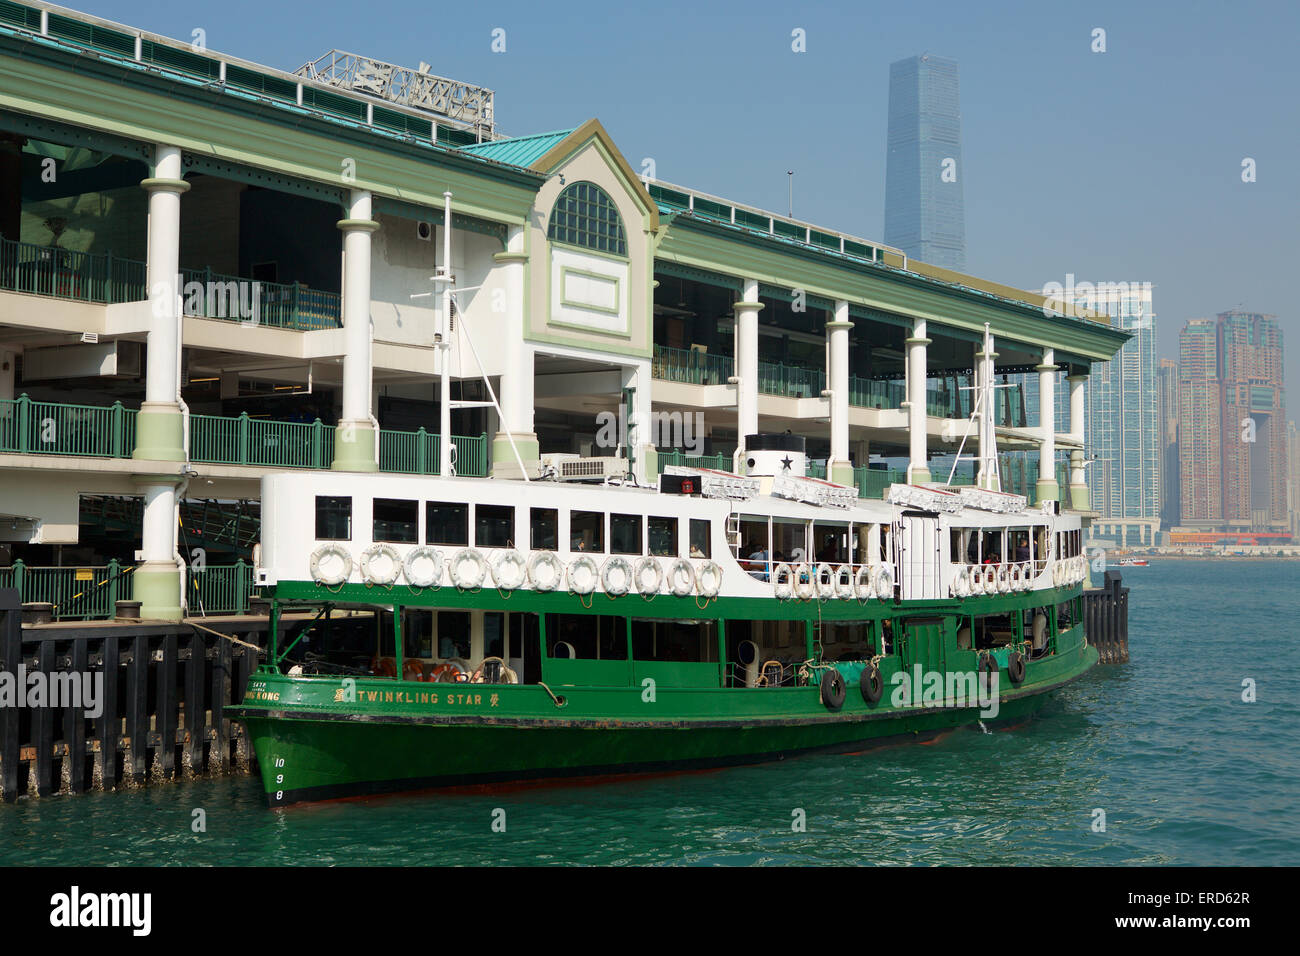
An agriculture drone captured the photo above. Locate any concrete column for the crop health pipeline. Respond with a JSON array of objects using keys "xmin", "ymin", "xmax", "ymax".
[
  {"xmin": 975, "ymin": 343, "xmax": 999, "ymax": 490},
  {"xmin": 0, "ymin": 349, "xmax": 14, "ymax": 401},
  {"xmin": 731, "ymin": 278, "xmax": 762, "ymax": 471},
  {"xmin": 332, "ymin": 189, "xmax": 380, "ymax": 472},
  {"xmin": 132, "ymin": 144, "xmax": 190, "ymax": 620},
  {"xmin": 826, "ymin": 300, "xmax": 854, "ymax": 486},
  {"xmin": 621, "ymin": 361, "xmax": 656, "ymax": 485},
  {"xmin": 491, "ymin": 226, "xmax": 539, "ymax": 478},
  {"xmin": 905, "ymin": 318, "xmax": 931, "ymax": 484},
  {"xmin": 1067, "ymin": 373, "xmax": 1089, "ymax": 510},
  {"xmin": 1035, "ymin": 349, "xmax": 1059, "ymax": 503}
]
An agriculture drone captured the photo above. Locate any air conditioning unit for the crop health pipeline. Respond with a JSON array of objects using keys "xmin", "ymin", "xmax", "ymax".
[{"xmin": 541, "ymin": 454, "xmax": 629, "ymax": 482}]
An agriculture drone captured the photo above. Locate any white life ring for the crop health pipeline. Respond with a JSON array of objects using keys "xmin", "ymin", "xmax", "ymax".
[
  {"xmin": 773, "ymin": 562, "xmax": 795, "ymax": 600},
  {"xmin": 814, "ymin": 562, "xmax": 837, "ymax": 600},
  {"xmin": 309, "ymin": 544, "xmax": 352, "ymax": 586},
  {"xmin": 793, "ymin": 564, "xmax": 816, "ymax": 601},
  {"xmin": 634, "ymin": 557, "xmax": 663, "ymax": 596},
  {"xmin": 833, "ymin": 565, "xmax": 855, "ymax": 600},
  {"xmin": 697, "ymin": 560, "xmax": 723, "ymax": 598},
  {"xmin": 668, "ymin": 558, "xmax": 695, "ymax": 597},
  {"xmin": 970, "ymin": 565, "xmax": 985, "ymax": 595},
  {"xmin": 1008, "ymin": 563, "xmax": 1022, "ymax": 591},
  {"xmin": 874, "ymin": 564, "xmax": 895, "ymax": 600},
  {"xmin": 567, "ymin": 555, "xmax": 599, "ymax": 594},
  {"xmin": 450, "ymin": 547, "xmax": 488, "ymax": 590},
  {"xmin": 403, "ymin": 546, "xmax": 444, "ymax": 588},
  {"xmin": 527, "ymin": 551, "xmax": 564, "ymax": 592},
  {"xmin": 996, "ymin": 564, "xmax": 1010, "ymax": 594},
  {"xmin": 981, "ymin": 564, "xmax": 999, "ymax": 593},
  {"xmin": 1051, "ymin": 560, "xmax": 1062, "ymax": 587},
  {"xmin": 492, "ymin": 549, "xmax": 527, "ymax": 590},
  {"xmin": 360, "ymin": 543, "xmax": 401, "ymax": 585},
  {"xmin": 855, "ymin": 565, "xmax": 875, "ymax": 600},
  {"xmin": 601, "ymin": 556, "xmax": 634, "ymax": 596},
  {"xmin": 953, "ymin": 565, "xmax": 971, "ymax": 597}
]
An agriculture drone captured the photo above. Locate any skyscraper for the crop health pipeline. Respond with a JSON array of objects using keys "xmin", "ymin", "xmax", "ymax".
[
  {"xmin": 1157, "ymin": 358, "xmax": 1180, "ymax": 531},
  {"xmin": 884, "ymin": 54, "xmax": 966, "ymax": 272},
  {"xmin": 1217, "ymin": 310, "xmax": 1287, "ymax": 532},
  {"xmin": 1178, "ymin": 318, "xmax": 1222, "ymax": 527},
  {"xmin": 1017, "ymin": 282, "xmax": 1159, "ymax": 545}
]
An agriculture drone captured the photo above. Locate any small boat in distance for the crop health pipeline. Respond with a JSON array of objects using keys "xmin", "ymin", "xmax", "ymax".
[{"xmin": 1116, "ymin": 558, "xmax": 1149, "ymax": 567}]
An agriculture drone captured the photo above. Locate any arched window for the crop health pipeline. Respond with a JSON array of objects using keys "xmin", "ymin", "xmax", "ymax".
[{"xmin": 547, "ymin": 181, "xmax": 627, "ymax": 257}]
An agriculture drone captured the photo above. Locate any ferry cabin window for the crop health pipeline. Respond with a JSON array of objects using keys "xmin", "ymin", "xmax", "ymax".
[
  {"xmin": 315, "ymin": 496, "xmax": 352, "ymax": 540},
  {"xmin": 953, "ymin": 528, "xmax": 970, "ymax": 564},
  {"xmin": 531, "ymin": 508, "xmax": 558, "ymax": 550},
  {"xmin": 436, "ymin": 611, "xmax": 471, "ymax": 660},
  {"xmin": 813, "ymin": 522, "xmax": 848, "ymax": 563},
  {"xmin": 632, "ymin": 619, "xmax": 717, "ymax": 662},
  {"xmin": 689, "ymin": 518, "xmax": 711, "ymax": 558},
  {"xmin": 571, "ymin": 511, "xmax": 605, "ymax": 552},
  {"xmin": 739, "ymin": 516, "xmax": 770, "ymax": 569},
  {"xmin": 980, "ymin": 529, "xmax": 1006, "ymax": 563},
  {"xmin": 821, "ymin": 622, "xmax": 877, "ymax": 661},
  {"xmin": 476, "ymin": 504, "xmax": 514, "ymax": 548},
  {"xmin": 545, "ymin": 614, "xmax": 627, "ymax": 659},
  {"xmin": 772, "ymin": 518, "xmax": 807, "ymax": 564},
  {"xmin": 648, "ymin": 516, "xmax": 678, "ymax": 556},
  {"xmin": 611, "ymin": 513, "xmax": 643, "ymax": 555},
  {"xmin": 373, "ymin": 498, "xmax": 418, "ymax": 543},
  {"xmin": 426, "ymin": 501, "xmax": 468, "ymax": 546},
  {"xmin": 1009, "ymin": 528, "xmax": 1031, "ymax": 563}
]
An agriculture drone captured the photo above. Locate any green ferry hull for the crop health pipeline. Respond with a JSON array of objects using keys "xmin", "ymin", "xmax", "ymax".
[{"xmin": 235, "ymin": 640, "xmax": 1097, "ymax": 807}]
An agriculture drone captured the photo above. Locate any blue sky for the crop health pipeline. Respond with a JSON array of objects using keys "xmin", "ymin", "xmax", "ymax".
[{"xmin": 75, "ymin": 0, "xmax": 1300, "ymax": 398}]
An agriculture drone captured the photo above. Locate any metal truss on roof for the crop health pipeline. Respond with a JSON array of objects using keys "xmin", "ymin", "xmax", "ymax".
[{"xmin": 295, "ymin": 50, "xmax": 495, "ymax": 134}]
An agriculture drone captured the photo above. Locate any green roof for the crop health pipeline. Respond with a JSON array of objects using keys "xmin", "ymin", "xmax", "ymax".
[{"xmin": 459, "ymin": 129, "xmax": 575, "ymax": 168}]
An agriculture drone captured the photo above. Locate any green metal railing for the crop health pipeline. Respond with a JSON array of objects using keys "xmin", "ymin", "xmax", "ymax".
[
  {"xmin": 0, "ymin": 560, "xmax": 135, "ymax": 620},
  {"xmin": 654, "ymin": 450, "xmax": 734, "ymax": 475},
  {"xmin": 854, "ymin": 466, "xmax": 908, "ymax": 499},
  {"xmin": 179, "ymin": 267, "xmax": 341, "ymax": 330},
  {"xmin": 651, "ymin": 345, "xmax": 734, "ymax": 386},
  {"xmin": 849, "ymin": 376, "xmax": 905, "ymax": 409},
  {"xmin": 0, "ymin": 236, "xmax": 147, "ymax": 304},
  {"xmin": 0, "ymin": 395, "xmax": 137, "ymax": 457},
  {"xmin": 2, "ymin": 397, "xmax": 488, "ymax": 475},
  {"xmin": 758, "ymin": 361, "xmax": 825, "ymax": 398},
  {"xmin": 187, "ymin": 561, "xmax": 254, "ymax": 614}
]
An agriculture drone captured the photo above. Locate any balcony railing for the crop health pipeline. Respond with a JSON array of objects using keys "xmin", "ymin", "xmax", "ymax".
[
  {"xmin": 0, "ymin": 236, "xmax": 147, "ymax": 304},
  {"xmin": 849, "ymin": 376, "xmax": 905, "ymax": 409},
  {"xmin": 2, "ymin": 397, "xmax": 487, "ymax": 475},
  {"xmin": 179, "ymin": 267, "xmax": 341, "ymax": 330},
  {"xmin": 758, "ymin": 361, "xmax": 825, "ymax": 398},
  {"xmin": 651, "ymin": 345, "xmax": 734, "ymax": 386}
]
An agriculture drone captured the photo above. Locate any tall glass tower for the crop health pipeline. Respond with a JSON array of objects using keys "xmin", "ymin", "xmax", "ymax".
[{"xmin": 884, "ymin": 54, "xmax": 966, "ymax": 272}]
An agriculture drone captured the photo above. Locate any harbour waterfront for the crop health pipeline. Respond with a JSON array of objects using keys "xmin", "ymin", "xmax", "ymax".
[{"xmin": 1, "ymin": 560, "xmax": 1296, "ymax": 866}]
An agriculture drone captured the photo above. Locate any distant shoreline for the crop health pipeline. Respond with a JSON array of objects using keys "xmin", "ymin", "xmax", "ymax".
[{"xmin": 1100, "ymin": 554, "xmax": 1300, "ymax": 561}]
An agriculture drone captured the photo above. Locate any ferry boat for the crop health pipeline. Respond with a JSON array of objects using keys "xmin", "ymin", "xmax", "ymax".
[
  {"xmin": 1116, "ymin": 558, "xmax": 1149, "ymax": 567},
  {"xmin": 231, "ymin": 434, "xmax": 1096, "ymax": 807}
]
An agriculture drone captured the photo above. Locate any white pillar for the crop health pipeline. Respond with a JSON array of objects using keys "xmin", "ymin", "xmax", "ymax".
[
  {"xmin": 975, "ymin": 341, "xmax": 999, "ymax": 490},
  {"xmin": 132, "ymin": 144, "xmax": 189, "ymax": 620},
  {"xmin": 1067, "ymin": 373, "xmax": 1089, "ymax": 510},
  {"xmin": 621, "ymin": 360, "xmax": 656, "ymax": 485},
  {"xmin": 1036, "ymin": 348, "xmax": 1059, "ymax": 503},
  {"xmin": 491, "ymin": 225, "xmax": 538, "ymax": 478},
  {"xmin": 905, "ymin": 317, "xmax": 930, "ymax": 484},
  {"xmin": 333, "ymin": 189, "xmax": 379, "ymax": 471},
  {"xmin": 826, "ymin": 300, "xmax": 853, "ymax": 485},
  {"xmin": 732, "ymin": 278, "xmax": 762, "ymax": 471}
]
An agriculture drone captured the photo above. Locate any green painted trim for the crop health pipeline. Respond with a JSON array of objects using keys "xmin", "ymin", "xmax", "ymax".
[
  {"xmin": 1036, "ymin": 479, "xmax": 1061, "ymax": 502},
  {"xmin": 139, "ymin": 177, "xmax": 190, "ymax": 193},
  {"xmin": 830, "ymin": 461, "xmax": 855, "ymax": 486},
  {"xmin": 1069, "ymin": 484, "xmax": 1089, "ymax": 510},
  {"xmin": 493, "ymin": 251, "xmax": 528, "ymax": 264},
  {"xmin": 490, "ymin": 435, "xmax": 539, "ymax": 474},
  {"xmin": 132, "ymin": 406, "xmax": 185, "ymax": 462},
  {"xmin": 132, "ymin": 567, "xmax": 182, "ymax": 621},
  {"xmin": 331, "ymin": 422, "xmax": 378, "ymax": 472},
  {"xmin": 337, "ymin": 218, "xmax": 380, "ymax": 233},
  {"xmin": 549, "ymin": 238, "xmax": 630, "ymax": 265},
  {"xmin": 558, "ymin": 265, "xmax": 622, "ymax": 322}
]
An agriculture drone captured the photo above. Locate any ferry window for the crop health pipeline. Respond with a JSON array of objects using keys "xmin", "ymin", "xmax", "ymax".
[
  {"xmin": 484, "ymin": 612, "xmax": 505, "ymax": 659},
  {"xmin": 689, "ymin": 518, "xmax": 711, "ymax": 558},
  {"xmin": 373, "ymin": 498, "xmax": 418, "ymax": 543},
  {"xmin": 981, "ymin": 529, "xmax": 1005, "ymax": 563},
  {"xmin": 611, "ymin": 513, "xmax": 643, "ymax": 555},
  {"xmin": 632, "ymin": 619, "xmax": 717, "ymax": 662},
  {"xmin": 951, "ymin": 528, "xmax": 966, "ymax": 563},
  {"xmin": 813, "ymin": 523, "xmax": 848, "ymax": 563},
  {"xmin": 545, "ymin": 614, "xmax": 627, "ymax": 659},
  {"xmin": 315, "ymin": 496, "xmax": 351, "ymax": 540},
  {"xmin": 821, "ymin": 622, "xmax": 877, "ymax": 661},
  {"xmin": 772, "ymin": 518, "xmax": 806, "ymax": 564},
  {"xmin": 570, "ymin": 511, "xmax": 604, "ymax": 552},
  {"xmin": 531, "ymin": 508, "xmax": 558, "ymax": 550},
  {"xmin": 648, "ymin": 516, "xmax": 678, "ymax": 557},
  {"xmin": 1009, "ymin": 528, "xmax": 1031, "ymax": 563},
  {"xmin": 436, "ymin": 611, "xmax": 471, "ymax": 660},
  {"xmin": 476, "ymin": 504, "xmax": 514, "ymax": 548},
  {"xmin": 426, "ymin": 501, "xmax": 468, "ymax": 546}
]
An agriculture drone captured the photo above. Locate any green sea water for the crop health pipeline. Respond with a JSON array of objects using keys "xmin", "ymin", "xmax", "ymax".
[{"xmin": 3, "ymin": 559, "xmax": 1297, "ymax": 866}]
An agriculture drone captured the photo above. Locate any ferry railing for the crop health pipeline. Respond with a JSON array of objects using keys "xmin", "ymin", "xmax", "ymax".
[
  {"xmin": 0, "ymin": 236, "xmax": 148, "ymax": 304},
  {"xmin": 0, "ymin": 395, "xmax": 137, "ymax": 458},
  {"xmin": 651, "ymin": 345, "xmax": 734, "ymax": 386}
]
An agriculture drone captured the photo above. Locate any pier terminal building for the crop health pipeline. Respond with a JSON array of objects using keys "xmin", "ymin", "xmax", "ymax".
[{"xmin": 0, "ymin": 1, "xmax": 1127, "ymax": 619}]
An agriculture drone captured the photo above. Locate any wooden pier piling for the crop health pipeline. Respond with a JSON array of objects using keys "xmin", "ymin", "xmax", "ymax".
[{"xmin": 1083, "ymin": 570, "xmax": 1130, "ymax": 664}]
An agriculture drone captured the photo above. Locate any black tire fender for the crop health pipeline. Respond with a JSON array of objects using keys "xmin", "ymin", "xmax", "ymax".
[
  {"xmin": 860, "ymin": 663, "xmax": 883, "ymax": 705},
  {"xmin": 1007, "ymin": 650, "xmax": 1026, "ymax": 684},
  {"xmin": 820, "ymin": 669, "xmax": 846, "ymax": 711}
]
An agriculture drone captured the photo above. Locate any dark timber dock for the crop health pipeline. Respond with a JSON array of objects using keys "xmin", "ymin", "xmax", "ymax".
[{"xmin": 1084, "ymin": 570, "xmax": 1130, "ymax": 664}]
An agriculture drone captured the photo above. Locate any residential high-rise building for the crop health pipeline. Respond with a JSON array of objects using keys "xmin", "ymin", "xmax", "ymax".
[
  {"xmin": 1018, "ymin": 281, "xmax": 1159, "ymax": 545},
  {"xmin": 1288, "ymin": 421, "xmax": 1300, "ymax": 542},
  {"xmin": 1178, "ymin": 319, "xmax": 1222, "ymax": 527},
  {"xmin": 884, "ymin": 54, "xmax": 966, "ymax": 272},
  {"xmin": 1217, "ymin": 310, "xmax": 1287, "ymax": 532},
  {"xmin": 1157, "ymin": 358, "xmax": 1180, "ymax": 531}
]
